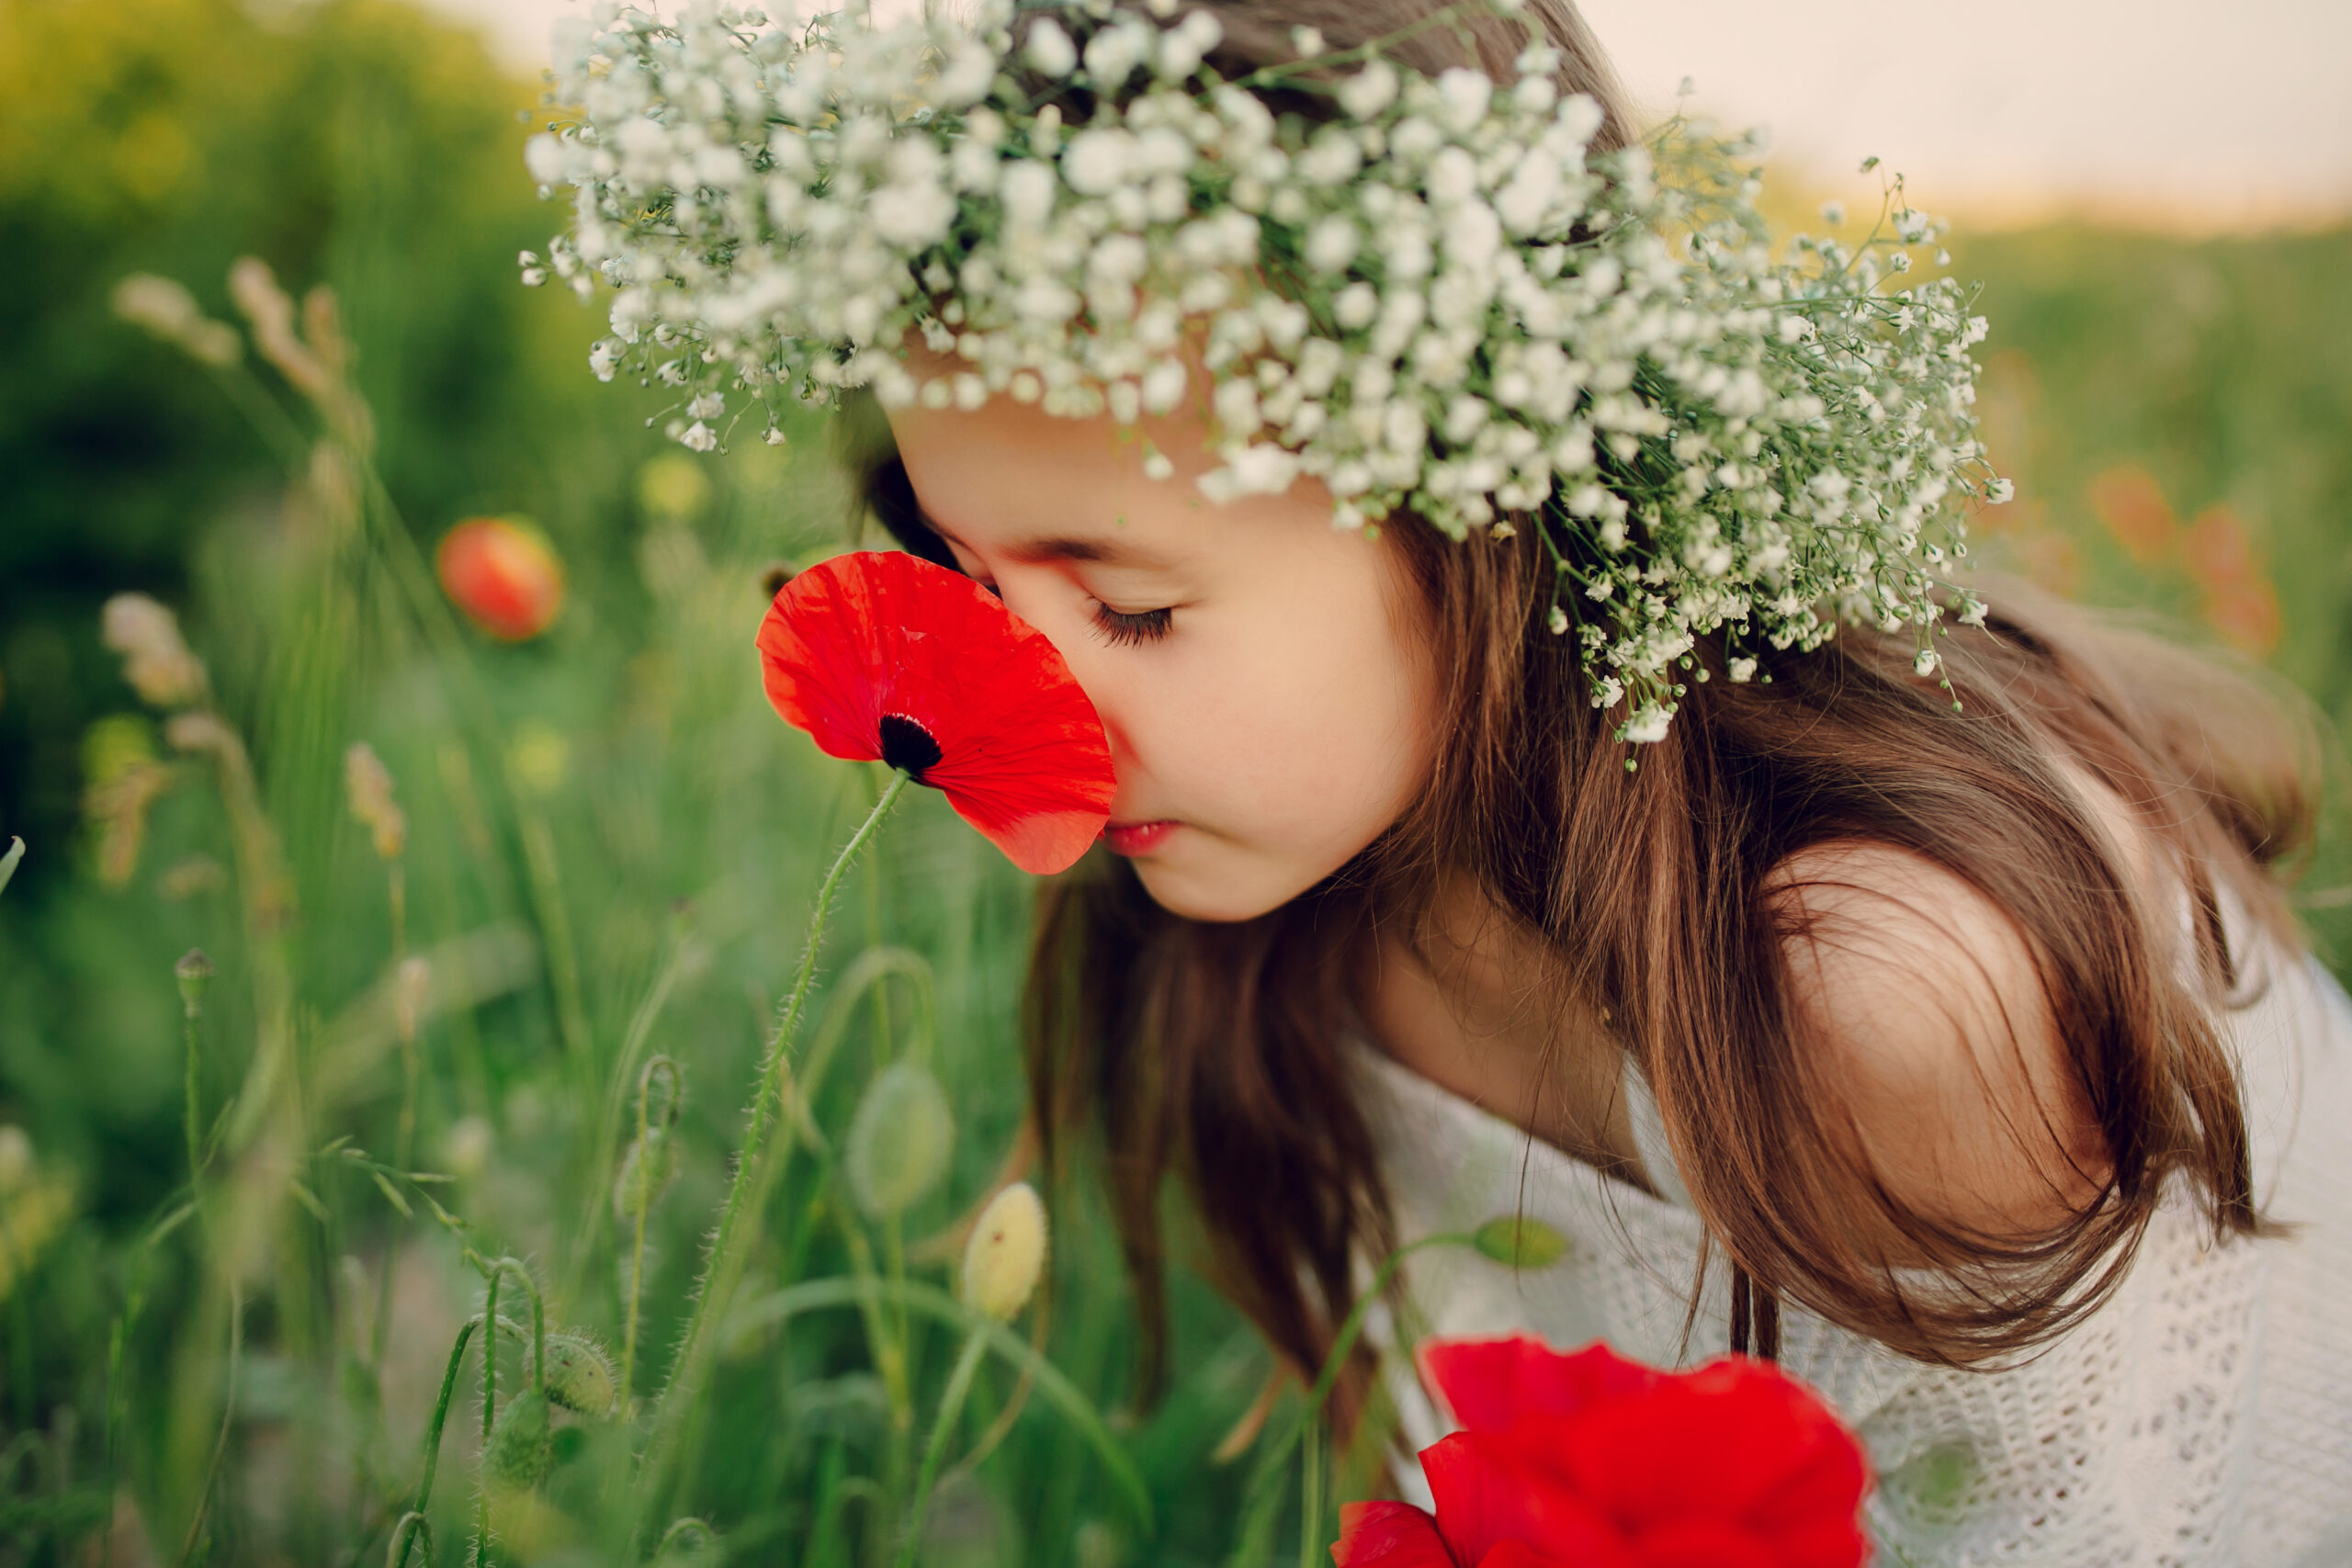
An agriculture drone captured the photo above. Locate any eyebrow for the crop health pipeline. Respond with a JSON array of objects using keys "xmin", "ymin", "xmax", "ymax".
[
  {"xmin": 1002, "ymin": 534, "xmax": 1171, "ymax": 568},
  {"xmin": 923, "ymin": 511, "xmax": 1174, "ymax": 570}
]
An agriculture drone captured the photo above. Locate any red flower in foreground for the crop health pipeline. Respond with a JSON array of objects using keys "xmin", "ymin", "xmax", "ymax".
[
  {"xmin": 756, "ymin": 550, "xmax": 1116, "ymax": 875},
  {"xmin": 1336, "ymin": 1336, "xmax": 1869, "ymax": 1568},
  {"xmin": 436, "ymin": 516, "xmax": 565, "ymax": 640}
]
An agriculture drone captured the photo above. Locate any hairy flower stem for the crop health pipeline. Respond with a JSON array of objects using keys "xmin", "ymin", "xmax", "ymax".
[
  {"xmin": 620, "ymin": 1058, "xmax": 682, "ymax": 1407},
  {"xmin": 639, "ymin": 771, "xmax": 910, "ymax": 1506},
  {"xmin": 468, "ymin": 1260, "xmax": 543, "ymax": 1568},
  {"xmin": 894, "ymin": 1326, "xmax": 989, "ymax": 1568},
  {"xmin": 388, "ymin": 1315, "xmax": 481, "ymax": 1568}
]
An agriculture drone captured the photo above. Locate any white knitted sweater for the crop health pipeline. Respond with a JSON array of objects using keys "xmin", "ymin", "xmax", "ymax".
[{"xmin": 1360, "ymin": 929, "xmax": 2352, "ymax": 1565}]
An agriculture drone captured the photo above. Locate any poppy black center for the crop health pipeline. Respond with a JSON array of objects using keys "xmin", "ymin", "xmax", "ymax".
[{"xmin": 877, "ymin": 713, "xmax": 943, "ymax": 780}]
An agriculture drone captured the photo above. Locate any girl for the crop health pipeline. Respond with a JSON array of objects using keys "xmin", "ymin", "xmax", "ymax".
[{"xmin": 842, "ymin": 4, "xmax": 2352, "ymax": 1561}]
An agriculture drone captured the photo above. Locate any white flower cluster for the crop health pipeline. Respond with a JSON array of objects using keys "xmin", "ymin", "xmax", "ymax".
[{"xmin": 527, "ymin": 0, "xmax": 2003, "ymax": 739}]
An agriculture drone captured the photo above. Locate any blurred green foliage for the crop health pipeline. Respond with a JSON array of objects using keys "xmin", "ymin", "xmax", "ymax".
[{"xmin": 0, "ymin": 0, "xmax": 2348, "ymax": 1562}]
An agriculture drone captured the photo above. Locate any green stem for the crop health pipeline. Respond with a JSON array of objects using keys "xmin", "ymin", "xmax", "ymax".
[
  {"xmin": 175, "ymin": 1284, "xmax": 242, "ymax": 1568},
  {"xmin": 473, "ymin": 1273, "xmax": 499, "ymax": 1568},
  {"xmin": 894, "ymin": 1328, "xmax": 988, "ymax": 1568},
  {"xmin": 640, "ymin": 772, "xmax": 910, "ymax": 1479},
  {"xmin": 389, "ymin": 1315, "xmax": 481, "ymax": 1568},
  {"xmin": 1297, "ymin": 1410, "xmax": 1324, "ymax": 1568},
  {"xmin": 183, "ymin": 1000, "xmax": 204, "ymax": 1186},
  {"xmin": 619, "ymin": 1057, "xmax": 679, "ymax": 1408}
]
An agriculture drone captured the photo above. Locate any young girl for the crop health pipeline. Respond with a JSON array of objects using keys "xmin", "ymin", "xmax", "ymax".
[
  {"xmin": 553, "ymin": 0, "xmax": 2352, "ymax": 1555},
  {"xmin": 842, "ymin": 5, "xmax": 2352, "ymax": 1562}
]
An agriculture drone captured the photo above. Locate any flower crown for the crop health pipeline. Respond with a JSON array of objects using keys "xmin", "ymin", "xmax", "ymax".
[{"xmin": 525, "ymin": 0, "xmax": 2007, "ymax": 742}]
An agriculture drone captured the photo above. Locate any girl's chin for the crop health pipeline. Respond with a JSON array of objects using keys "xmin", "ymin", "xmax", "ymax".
[{"xmin": 1127, "ymin": 846, "xmax": 1315, "ymax": 926}]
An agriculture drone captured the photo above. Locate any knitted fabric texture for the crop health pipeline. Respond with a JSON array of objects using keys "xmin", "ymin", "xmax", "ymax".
[{"xmin": 1356, "ymin": 921, "xmax": 2352, "ymax": 1564}]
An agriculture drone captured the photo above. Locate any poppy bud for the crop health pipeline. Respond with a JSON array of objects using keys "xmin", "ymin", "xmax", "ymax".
[
  {"xmin": 653, "ymin": 1517, "xmax": 720, "ymax": 1566},
  {"xmin": 482, "ymin": 1389, "xmax": 553, "ymax": 1493},
  {"xmin": 435, "ymin": 517, "xmax": 565, "ymax": 641},
  {"xmin": 961, "ymin": 1181, "xmax": 1047, "ymax": 1322},
  {"xmin": 1471, "ymin": 1213, "xmax": 1570, "ymax": 1269},
  {"xmin": 613, "ymin": 1125, "xmax": 677, "ymax": 1224},
  {"xmin": 542, "ymin": 1333, "xmax": 617, "ymax": 1417},
  {"xmin": 844, "ymin": 1061, "xmax": 955, "ymax": 1221},
  {"xmin": 0, "ymin": 1125, "xmax": 31, "ymax": 1196},
  {"xmin": 175, "ymin": 948, "xmax": 214, "ymax": 1017}
]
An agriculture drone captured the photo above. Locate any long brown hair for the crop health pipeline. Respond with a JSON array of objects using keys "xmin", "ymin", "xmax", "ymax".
[{"xmin": 849, "ymin": 0, "xmax": 2321, "ymax": 1427}]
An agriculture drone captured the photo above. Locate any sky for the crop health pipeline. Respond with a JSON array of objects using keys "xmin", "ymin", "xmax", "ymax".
[{"xmin": 432, "ymin": 0, "xmax": 2352, "ymax": 231}]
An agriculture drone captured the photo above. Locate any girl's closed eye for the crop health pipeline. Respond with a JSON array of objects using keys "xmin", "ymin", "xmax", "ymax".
[{"xmin": 1089, "ymin": 601, "xmax": 1173, "ymax": 647}]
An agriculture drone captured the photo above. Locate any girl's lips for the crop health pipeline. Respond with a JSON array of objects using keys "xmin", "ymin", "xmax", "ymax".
[{"xmin": 1103, "ymin": 819, "xmax": 1179, "ymax": 856}]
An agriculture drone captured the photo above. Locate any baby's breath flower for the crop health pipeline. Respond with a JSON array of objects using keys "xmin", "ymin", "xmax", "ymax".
[{"xmin": 533, "ymin": 0, "xmax": 2002, "ymax": 741}]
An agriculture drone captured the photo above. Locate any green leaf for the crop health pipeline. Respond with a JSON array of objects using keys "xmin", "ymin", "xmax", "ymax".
[{"xmin": 1471, "ymin": 1215, "xmax": 1571, "ymax": 1269}]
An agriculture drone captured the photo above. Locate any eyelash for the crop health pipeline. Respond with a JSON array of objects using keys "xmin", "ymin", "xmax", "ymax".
[{"xmin": 1090, "ymin": 603, "xmax": 1173, "ymax": 647}]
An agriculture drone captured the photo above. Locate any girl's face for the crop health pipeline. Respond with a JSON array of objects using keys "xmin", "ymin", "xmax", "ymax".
[{"xmin": 882, "ymin": 389, "xmax": 1439, "ymax": 923}]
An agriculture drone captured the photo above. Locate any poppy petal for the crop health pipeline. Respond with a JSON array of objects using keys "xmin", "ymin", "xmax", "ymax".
[
  {"xmin": 1474, "ymin": 1543, "xmax": 1583, "ymax": 1568},
  {"xmin": 1626, "ymin": 1520, "xmax": 1777, "ymax": 1568},
  {"xmin": 1556, "ymin": 1361, "xmax": 1869, "ymax": 1542},
  {"xmin": 755, "ymin": 551, "xmax": 1117, "ymax": 874},
  {"xmin": 1330, "ymin": 1501, "xmax": 1458, "ymax": 1567},
  {"xmin": 1418, "ymin": 1336, "xmax": 1664, "ymax": 1435},
  {"xmin": 1421, "ymin": 1433, "xmax": 1634, "ymax": 1568}
]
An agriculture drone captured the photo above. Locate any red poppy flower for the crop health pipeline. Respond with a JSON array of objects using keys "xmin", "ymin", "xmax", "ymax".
[
  {"xmin": 436, "ymin": 516, "xmax": 565, "ymax": 640},
  {"xmin": 1334, "ymin": 1336, "xmax": 1870, "ymax": 1568},
  {"xmin": 756, "ymin": 550, "xmax": 1116, "ymax": 875}
]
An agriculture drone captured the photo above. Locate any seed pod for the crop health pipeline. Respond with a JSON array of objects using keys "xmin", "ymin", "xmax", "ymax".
[
  {"xmin": 844, "ymin": 1060, "xmax": 955, "ymax": 1221},
  {"xmin": 961, "ymin": 1181, "xmax": 1047, "ymax": 1322},
  {"xmin": 175, "ymin": 948, "xmax": 214, "ymax": 1016},
  {"xmin": 482, "ymin": 1389, "xmax": 553, "ymax": 1493},
  {"xmin": 542, "ymin": 1333, "xmax": 617, "ymax": 1418},
  {"xmin": 613, "ymin": 1124, "xmax": 677, "ymax": 1224},
  {"xmin": 1470, "ymin": 1214, "xmax": 1570, "ymax": 1270}
]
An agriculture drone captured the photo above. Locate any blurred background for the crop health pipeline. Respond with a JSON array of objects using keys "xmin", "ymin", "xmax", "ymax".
[{"xmin": 1, "ymin": 0, "xmax": 2347, "ymax": 1562}]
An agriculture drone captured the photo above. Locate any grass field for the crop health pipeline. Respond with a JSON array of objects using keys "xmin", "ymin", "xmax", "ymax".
[{"xmin": 2, "ymin": 1, "xmax": 2348, "ymax": 1563}]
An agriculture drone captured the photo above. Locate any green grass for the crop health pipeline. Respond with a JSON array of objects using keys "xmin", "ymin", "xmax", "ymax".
[{"xmin": 3, "ymin": 1, "xmax": 2350, "ymax": 1562}]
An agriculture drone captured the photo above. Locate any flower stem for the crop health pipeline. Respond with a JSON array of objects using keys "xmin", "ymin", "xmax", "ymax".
[
  {"xmin": 894, "ymin": 1326, "xmax": 989, "ymax": 1568},
  {"xmin": 388, "ymin": 1314, "xmax": 481, "ymax": 1568},
  {"xmin": 640, "ymin": 771, "xmax": 911, "ymax": 1492}
]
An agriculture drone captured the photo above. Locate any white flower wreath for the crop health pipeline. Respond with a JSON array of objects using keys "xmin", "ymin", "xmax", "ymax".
[{"xmin": 523, "ymin": 0, "xmax": 2008, "ymax": 742}]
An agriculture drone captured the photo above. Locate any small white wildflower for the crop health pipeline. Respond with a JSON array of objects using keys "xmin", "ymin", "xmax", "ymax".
[
  {"xmin": 1547, "ymin": 604, "xmax": 1569, "ymax": 635},
  {"xmin": 1727, "ymin": 657, "xmax": 1758, "ymax": 682},
  {"xmin": 1303, "ymin": 215, "xmax": 1358, "ymax": 276},
  {"xmin": 1023, "ymin": 17, "xmax": 1077, "ymax": 77},
  {"xmin": 1289, "ymin": 24, "xmax": 1324, "ymax": 58},
  {"xmin": 1820, "ymin": 199, "xmax": 1847, "ymax": 227},
  {"xmin": 680, "ymin": 422, "xmax": 718, "ymax": 452},
  {"xmin": 1623, "ymin": 705, "xmax": 1672, "ymax": 744},
  {"xmin": 686, "ymin": 391, "xmax": 724, "ymax": 418},
  {"xmin": 1336, "ymin": 60, "xmax": 1398, "ymax": 119}
]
